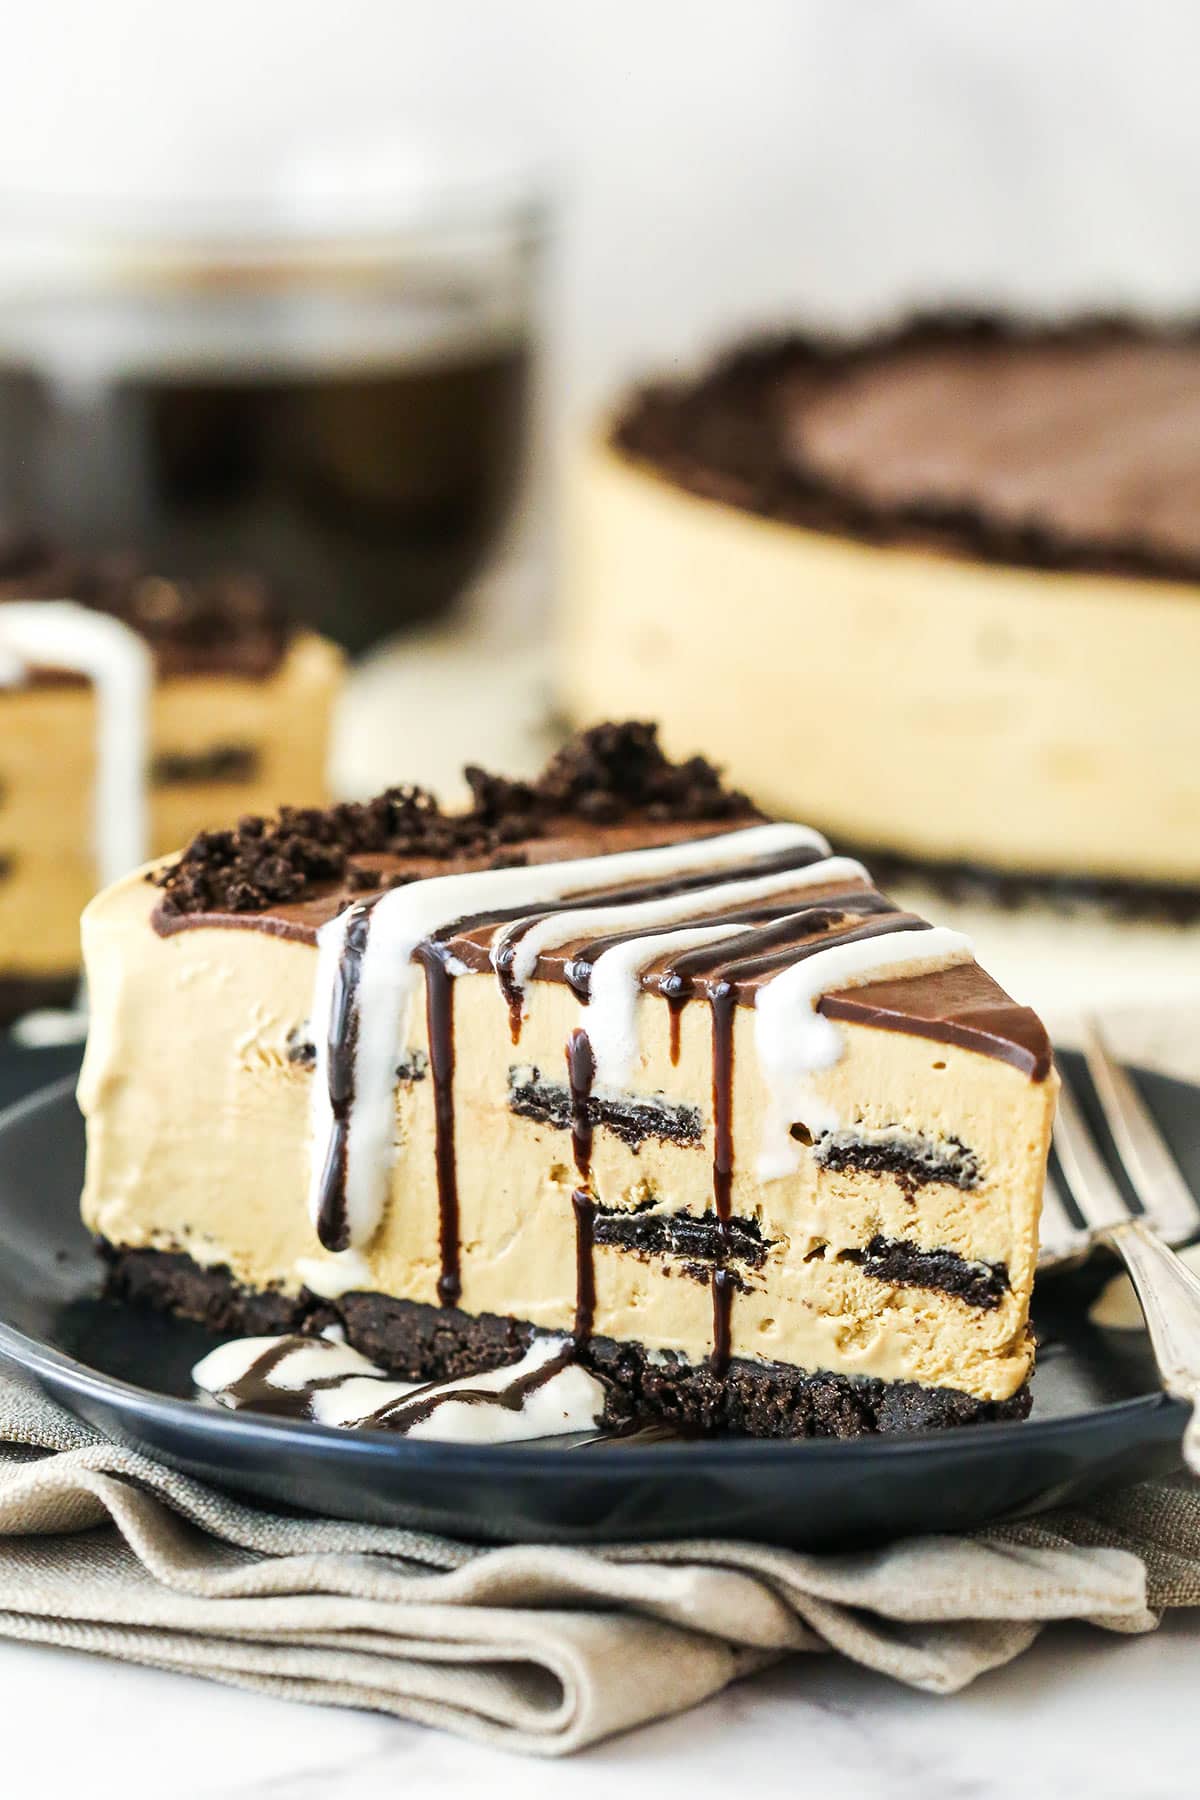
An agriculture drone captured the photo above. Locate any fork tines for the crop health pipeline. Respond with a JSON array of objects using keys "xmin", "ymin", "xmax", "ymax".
[
  {"xmin": 1047, "ymin": 1019, "xmax": 1200, "ymax": 1259},
  {"xmin": 1081, "ymin": 1019, "xmax": 1200, "ymax": 1245},
  {"xmin": 1038, "ymin": 1164, "xmax": 1092, "ymax": 1266}
]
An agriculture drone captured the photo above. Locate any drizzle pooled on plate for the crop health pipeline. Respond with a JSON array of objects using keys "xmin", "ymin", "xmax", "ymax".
[{"xmin": 193, "ymin": 1329, "xmax": 605, "ymax": 1443}]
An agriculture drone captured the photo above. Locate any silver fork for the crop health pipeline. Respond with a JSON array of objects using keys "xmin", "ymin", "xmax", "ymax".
[{"xmin": 1048, "ymin": 1016, "xmax": 1200, "ymax": 1473}]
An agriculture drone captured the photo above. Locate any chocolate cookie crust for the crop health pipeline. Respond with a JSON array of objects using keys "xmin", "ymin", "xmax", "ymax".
[
  {"xmin": 100, "ymin": 1243, "xmax": 1030, "ymax": 1438},
  {"xmin": 615, "ymin": 313, "xmax": 1200, "ymax": 585}
]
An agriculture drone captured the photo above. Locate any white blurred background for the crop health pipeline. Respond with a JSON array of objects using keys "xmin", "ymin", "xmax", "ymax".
[{"xmin": 4, "ymin": 0, "xmax": 1199, "ymax": 436}]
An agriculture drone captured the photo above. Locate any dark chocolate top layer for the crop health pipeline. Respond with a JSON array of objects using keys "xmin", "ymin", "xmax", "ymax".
[
  {"xmin": 150, "ymin": 721, "xmax": 1051, "ymax": 1081},
  {"xmin": 614, "ymin": 313, "xmax": 1200, "ymax": 583},
  {"xmin": 0, "ymin": 530, "xmax": 291, "ymax": 678}
]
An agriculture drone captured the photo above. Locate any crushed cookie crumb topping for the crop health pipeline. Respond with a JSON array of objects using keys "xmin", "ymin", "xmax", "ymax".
[{"xmin": 153, "ymin": 722, "xmax": 755, "ymax": 915}]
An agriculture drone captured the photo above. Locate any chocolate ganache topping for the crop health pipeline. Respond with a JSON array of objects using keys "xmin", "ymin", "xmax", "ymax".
[{"xmin": 615, "ymin": 312, "xmax": 1200, "ymax": 582}]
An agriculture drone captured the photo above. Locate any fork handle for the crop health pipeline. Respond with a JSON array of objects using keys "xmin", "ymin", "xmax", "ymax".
[{"xmin": 1104, "ymin": 1217, "xmax": 1200, "ymax": 1474}]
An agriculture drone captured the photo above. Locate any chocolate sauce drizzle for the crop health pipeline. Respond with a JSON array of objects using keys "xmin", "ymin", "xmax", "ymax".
[
  {"xmin": 667, "ymin": 992, "xmax": 686, "ymax": 1066},
  {"xmin": 708, "ymin": 985, "xmax": 737, "ymax": 1372},
  {"xmin": 494, "ymin": 843, "xmax": 826, "ymax": 1011},
  {"xmin": 662, "ymin": 897, "xmax": 909, "ymax": 988},
  {"xmin": 217, "ymin": 1338, "xmax": 313, "ymax": 1416},
  {"xmin": 314, "ymin": 902, "xmax": 373, "ymax": 1252},
  {"xmin": 359, "ymin": 1343, "xmax": 576, "ymax": 1432},
  {"xmin": 562, "ymin": 890, "xmax": 892, "ymax": 1000},
  {"xmin": 567, "ymin": 1027, "xmax": 596, "ymax": 1181},
  {"xmin": 567, "ymin": 1028, "xmax": 598, "ymax": 1345},
  {"xmin": 572, "ymin": 1190, "xmax": 597, "ymax": 1346},
  {"xmin": 418, "ymin": 944, "xmax": 461, "ymax": 1307}
]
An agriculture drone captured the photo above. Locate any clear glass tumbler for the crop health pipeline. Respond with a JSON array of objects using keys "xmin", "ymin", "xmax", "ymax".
[{"xmin": 0, "ymin": 138, "xmax": 546, "ymax": 652}]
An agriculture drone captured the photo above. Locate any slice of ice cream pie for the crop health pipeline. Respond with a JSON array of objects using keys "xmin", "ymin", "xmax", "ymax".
[{"xmin": 79, "ymin": 724, "xmax": 1055, "ymax": 1440}]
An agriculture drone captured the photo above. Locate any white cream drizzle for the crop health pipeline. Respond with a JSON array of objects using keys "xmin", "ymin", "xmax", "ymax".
[
  {"xmin": 518, "ymin": 851, "xmax": 873, "ymax": 1086},
  {"xmin": 753, "ymin": 925, "xmax": 975, "ymax": 1180},
  {"xmin": 493, "ymin": 847, "xmax": 857, "ymax": 996},
  {"xmin": 308, "ymin": 821, "xmax": 825, "ymax": 1247},
  {"xmin": 193, "ymin": 1330, "xmax": 606, "ymax": 1443},
  {"xmin": 293, "ymin": 1248, "xmax": 374, "ymax": 1300},
  {"xmin": 0, "ymin": 601, "xmax": 151, "ymax": 888},
  {"xmin": 193, "ymin": 1331, "xmax": 376, "ymax": 1395},
  {"xmin": 586, "ymin": 923, "xmax": 745, "ymax": 1087}
]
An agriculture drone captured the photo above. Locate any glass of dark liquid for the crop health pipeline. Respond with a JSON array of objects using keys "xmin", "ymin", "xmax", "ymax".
[{"xmin": 0, "ymin": 142, "xmax": 544, "ymax": 652}]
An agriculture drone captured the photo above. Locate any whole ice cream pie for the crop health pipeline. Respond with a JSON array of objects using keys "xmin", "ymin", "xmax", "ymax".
[
  {"xmin": 564, "ymin": 317, "xmax": 1200, "ymax": 900},
  {"xmin": 78, "ymin": 723, "xmax": 1056, "ymax": 1442}
]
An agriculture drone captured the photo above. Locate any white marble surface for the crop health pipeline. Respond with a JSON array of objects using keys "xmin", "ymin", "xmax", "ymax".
[{"xmin": 2, "ymin": 1612, "xmax": 1197, "ymax": 1797}]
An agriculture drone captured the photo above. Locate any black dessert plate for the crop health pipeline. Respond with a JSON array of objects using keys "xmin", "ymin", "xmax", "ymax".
[{"xmin": 0, "ymin": 1057, "xmax": 1190, "ymax": 1549}]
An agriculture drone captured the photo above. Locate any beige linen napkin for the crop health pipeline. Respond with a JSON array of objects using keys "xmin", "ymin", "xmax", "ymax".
[{"xmin": 0, "ymin": 1368, "xmax": 1195, "ymax": 1756}]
